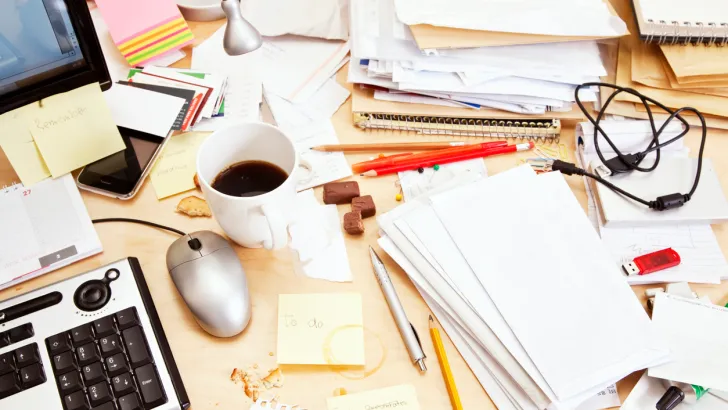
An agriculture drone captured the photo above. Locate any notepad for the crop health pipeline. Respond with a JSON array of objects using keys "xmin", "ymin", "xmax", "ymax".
[
  {"xmin": 277, "ymin": 293, "xmax": 365, "ymax": 366},
  {"xmin": 149, "ymin": 132, "xmax": 209, "ymax": 199},
  {"xmin": 326, "ymin": 384, "xmax": 421, "ymax": 410},
  {"xmin": 94, "ymin": 0, "xmax": 194, "ymax": 67},
  {"xmin": 28, "ymin": 83, "xmax": 125, "ymax": 177},
  {"xmin": 0, "ymin": 106, "xmax": 50, "ymax": 186},
  {"xmin": 0, "ymin": 175, "xmax": 102, "ymax": 290}
]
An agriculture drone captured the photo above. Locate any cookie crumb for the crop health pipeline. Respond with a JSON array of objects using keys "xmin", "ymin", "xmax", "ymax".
[{"xmin": 176, "ymin": 196, "xmax": 212, "ymax": 217}]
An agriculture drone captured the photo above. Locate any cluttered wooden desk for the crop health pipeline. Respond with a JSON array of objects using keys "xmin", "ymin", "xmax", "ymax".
[{"xmin": 4, "ymin": 0, "xmax": 728, "ymax": 409}]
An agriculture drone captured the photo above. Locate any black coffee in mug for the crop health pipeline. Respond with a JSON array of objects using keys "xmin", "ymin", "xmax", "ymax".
[{"xmin": 211, "ymin": 160, "xmax": 289, "ymax": 197}]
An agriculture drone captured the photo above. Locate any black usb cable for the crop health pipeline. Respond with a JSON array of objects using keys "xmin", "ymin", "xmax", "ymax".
[{"xmin": 542, "ymin": 82, "xmax": 707, "ymax": 211}]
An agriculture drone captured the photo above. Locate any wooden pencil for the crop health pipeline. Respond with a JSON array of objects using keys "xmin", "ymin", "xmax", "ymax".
[
  {"xmin": 310, "ymin": 141, "xmax": 469, "ymax": 152},
  {"xmin": 430, "ymin": 315, "xmax": 464, "ymax": 410}
]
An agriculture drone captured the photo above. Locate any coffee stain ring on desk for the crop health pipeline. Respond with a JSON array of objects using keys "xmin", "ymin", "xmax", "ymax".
[{"xmin": 322, "ymin": 324, "xmax": 387, "ymax": 380}]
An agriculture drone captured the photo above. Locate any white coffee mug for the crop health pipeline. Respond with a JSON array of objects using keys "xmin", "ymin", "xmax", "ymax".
[{"xmin": 196, "ymin": 122, "xmax": 308, "ymax": 249}]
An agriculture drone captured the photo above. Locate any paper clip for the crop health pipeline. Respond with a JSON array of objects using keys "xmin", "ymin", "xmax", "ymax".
[{"xmin": 526, "ymin": 157, "xmax": 551, "ymax": 173}]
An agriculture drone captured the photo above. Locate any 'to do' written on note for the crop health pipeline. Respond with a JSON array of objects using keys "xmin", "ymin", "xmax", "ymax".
[{"xmin": 277, "ymin": 293, "xmax": 365, "ymax": 366}]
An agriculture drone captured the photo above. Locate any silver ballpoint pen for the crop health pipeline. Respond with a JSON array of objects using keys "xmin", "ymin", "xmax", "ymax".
[{"xmin": 369, "ymin": 246, "xmax": 427, "ymax": 372}]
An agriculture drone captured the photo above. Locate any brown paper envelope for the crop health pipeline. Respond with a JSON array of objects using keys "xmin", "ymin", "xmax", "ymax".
[
  {"xmin": 408, "ymin": 0, "xmax": 627, "ymax": 50},
  {"xmin": 631, "ymin": 42, "xmax": 728, "ymax": 96},
  {"xmin": 660, "ymin": 44, "xmax": 728, "ymax": 78},
  {"xmin": 614, "ymin": 40, "xmax": 728, "ymax": 117}
]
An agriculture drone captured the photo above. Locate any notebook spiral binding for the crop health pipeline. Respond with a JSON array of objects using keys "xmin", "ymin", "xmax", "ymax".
[
  {"xmin": 644, "ymin": 20, "xmax": 728, "ymax": 46},
  {"xmin": 354, "ymin": 114, "xmax": 561, "ymax": 143}
]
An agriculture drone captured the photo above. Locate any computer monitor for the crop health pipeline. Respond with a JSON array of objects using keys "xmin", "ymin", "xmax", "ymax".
[{"xmin": 0, "ymin": 0, "xmax": 111, "ymax": 115}]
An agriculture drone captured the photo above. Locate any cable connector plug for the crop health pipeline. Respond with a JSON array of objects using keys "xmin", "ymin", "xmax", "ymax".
[
  {"xmin": 650, "ymin": 193, "xmax": 689, "ymax": 211},
  {"xmin": 544, "ymin": 160, "xmax": 586, "ymax": 176}
]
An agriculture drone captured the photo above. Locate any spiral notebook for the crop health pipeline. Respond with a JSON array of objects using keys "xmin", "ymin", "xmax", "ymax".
[
  {"xmin": 352, "ymin": 86, "xmax": 564, "ymax": 142},
  {"xmin": 0, "ymin": 175, "xmax": 102, "ymax": 290},
  {"xmin": 632, "ymin": 0, "xmax": 728, "ymax": 45}
]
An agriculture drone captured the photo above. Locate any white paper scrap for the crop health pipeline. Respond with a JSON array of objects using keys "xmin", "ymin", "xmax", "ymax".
[
  {"xmin": 649, "ymin": 294, "xmax": 728, "ymax": 391},
  {"xmin": 289, "ymin": 190, "xmax": 353, "ymax": 282}
]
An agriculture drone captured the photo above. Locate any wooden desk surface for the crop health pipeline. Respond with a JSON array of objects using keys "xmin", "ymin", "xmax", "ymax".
[{"xmin": 3, "ymin": 18, "xmax": 728, "ymax": 410}]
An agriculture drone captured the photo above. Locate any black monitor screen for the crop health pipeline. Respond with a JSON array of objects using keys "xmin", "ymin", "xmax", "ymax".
[{"xmin": 0, "ymin": 0, "xmax": 88, "ymax": 98}]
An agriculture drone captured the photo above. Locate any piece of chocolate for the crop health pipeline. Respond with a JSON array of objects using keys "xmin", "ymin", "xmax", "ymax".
[
  {"xmin": 351, "ymin": 195, "xmax": 376, "ymax": 218},
  {"xmin": 343, "ymin": 211, "xmax": 365, "ymax": 235},
  {"xmin": 323, "ymin": 181, "xmax": 360, "ymax": 204}
]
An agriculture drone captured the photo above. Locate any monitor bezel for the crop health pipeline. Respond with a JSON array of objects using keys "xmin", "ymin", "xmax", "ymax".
[{"xmin": 0, "ymin": 0, "xmax": 112, "ymax": 115}]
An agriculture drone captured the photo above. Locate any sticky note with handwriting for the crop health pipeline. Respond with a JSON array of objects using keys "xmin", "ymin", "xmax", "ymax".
[
  {"xmin": 326, "ymin": 384, "xmax": 421, "ymax": 410},
  {"xmin": 28, "ymin": 83, "xmax": 125, "ymax": 177},
  {"xmin": 277, "ymin": 293, "xmax": 365, "ymax": 365},
  {"xmin": 0, "ymin": 106, "xmax": 50, "ymax": 186},
  {"xmin": 149, "ymin": 132, "xmax": 209, "ymax": 199}
]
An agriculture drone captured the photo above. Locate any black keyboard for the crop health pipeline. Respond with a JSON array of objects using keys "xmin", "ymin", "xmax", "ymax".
[{"xmin": 0, "ymin": 258, "xmax": 189, "ymax": 410}]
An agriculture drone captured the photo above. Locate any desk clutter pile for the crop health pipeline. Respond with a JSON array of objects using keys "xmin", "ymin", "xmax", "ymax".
[{"xmin": 3, "ymin": 0, "xmax": 728, "ymax": 409}]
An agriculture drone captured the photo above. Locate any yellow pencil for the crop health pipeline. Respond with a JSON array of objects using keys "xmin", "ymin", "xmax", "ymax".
[{"xmin": 429, "ymin": 315, "xmax": 463, "ymax": 410}]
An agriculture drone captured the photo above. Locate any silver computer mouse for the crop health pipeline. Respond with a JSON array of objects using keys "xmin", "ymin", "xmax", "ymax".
[{"xmin": 166, "ymin": 230, "xmax": 251, "ymax": 337}]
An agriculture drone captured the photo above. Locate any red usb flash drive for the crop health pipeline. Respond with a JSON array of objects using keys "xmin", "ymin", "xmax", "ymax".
[{"xmin": 622, "ymin": 248, "xmax": 681, "ymax": 276}]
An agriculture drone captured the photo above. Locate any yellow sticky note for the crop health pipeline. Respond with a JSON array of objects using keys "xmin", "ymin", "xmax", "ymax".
[
  {"xmin": 326, "ymin": 384, "xmax": 421, "ymax": 410},
  {"xmin": 27, "ymin": 83, "xmax": 124, "ymax": 177},
  {"xmin": 277, "ymin": 293, "xmax": 365, "ymax": 366},
  {"xmin": 0, "ymin": 107, "xmax": 51, "ymax": 186},
  {"xmin": 149, "ymin": 132, "xmax": 209, "ymax": 199}
]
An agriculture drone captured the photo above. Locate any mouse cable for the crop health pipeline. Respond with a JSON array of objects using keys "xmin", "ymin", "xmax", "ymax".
[
  {"xmin": 92, "ymin": 218, "xmax": 187, "ymax": 236},
  {"xmin": 540, "ymin": 82, "xmax": 707, "ymax": 211}
]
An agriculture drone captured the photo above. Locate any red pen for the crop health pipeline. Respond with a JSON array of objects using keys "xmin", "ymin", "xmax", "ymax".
[
  {"xmin": 351, "ymin": 141, "xmax": 508, "ymax": 173},
  {"xmin": 351, "ymin": 153, "xmax": 414, "ymax": 173},
  {"xmin": 362, "ymin": 142, "xmax": 534, "ymax": 176}
]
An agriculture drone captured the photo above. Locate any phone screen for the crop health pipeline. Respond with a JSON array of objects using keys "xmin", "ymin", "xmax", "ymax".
[{"xmin": 78, "ymin": 129, "xmax": 162, "ymax": 196}]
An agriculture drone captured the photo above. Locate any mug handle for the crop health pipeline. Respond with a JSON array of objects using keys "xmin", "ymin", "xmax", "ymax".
[{"xmin": 260, "ymin": 203, "xmax": 287, "ymax": 250}]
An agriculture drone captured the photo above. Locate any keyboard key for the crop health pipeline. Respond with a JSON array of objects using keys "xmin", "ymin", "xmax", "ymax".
[
  {"xmin": 93, "ymin": 316, "xmax": 116, "ymax": 338},
  {"xmin": 64, "ymin": 390, "xmax": 91, "ymax": 410},
  {"xmin": 47, "ymin": 332, "xmax": 72, "ymax": 355},
  {"xmin": 88, "ymin": 381, "xmax": 113, "ymax": 407},
  {"xmin": 8, "ymin": 323, "xmax": 34, "ymax": 343},
  {"xmin": 121, "ymin": 327, "xmax": 151, "ymax": 368},
  {"xmin": 0, "ymin": 332, "xmax": 9, "ymax": 348},
  {"xmin": 59, "ymin": 371, "xmax": 84, "ymax": 394},
  {"xmin": 53, "ymin": 351, "xmax": 78, "ymax": 375},
  {"xmin": 0, "ymin": 353, "xmax": 15, "ymax": 375},
  {"xmin": 77, "ymin": 342, "xmax": 101, "ymax": 366},
  {"xmin": 82, "ymin": 362, "xmax": 105, "ymax": 385},
  {"xmin": 20, "ymin": 362, "xmax": 46, "ymax": 389},
  {"xmin": 15, "ymin": 343, "xmax": 40, "ymax": 367},
  {"xmin": 91, "ymin": 402, "xmax": 117, "ymax": 410},
  {"xmin": 71, "ymin": 325, "xmax": 94, "ymax": 346},
  {"xmin": 115, "ymin": 308, "xmax": 139, "ymax": 331},
  {"xmin": 0, "ymin": 372, "xmax": 20, "ymax": 399},
  {"xmin": 105, "ymin": 353, "xmax": 129, "ymax": 377},
  {"xmin": 99, "ymin": 335, "xmax": 123, "ymax": 358},
  {"xmin": 134, "ymin": 364, "xmax": 167, "ymax": 408},
  {"xmin": 117, "ymin": 393, "xmax": 143, "ymax": 410},
  {"xmin": 111, "ymin": 372, "xmax": 135, "ymax": 396}
]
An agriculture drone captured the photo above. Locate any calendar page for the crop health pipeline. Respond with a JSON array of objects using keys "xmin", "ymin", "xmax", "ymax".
[{"xmin": 0, "ymin": 175, "xmax": 102, "ymax": 288}]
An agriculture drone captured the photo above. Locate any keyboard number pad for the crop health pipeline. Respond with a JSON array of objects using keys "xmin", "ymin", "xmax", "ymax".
[{"xmin": 44, "ymin": 307, "xmax": 167, "ymax": 410}]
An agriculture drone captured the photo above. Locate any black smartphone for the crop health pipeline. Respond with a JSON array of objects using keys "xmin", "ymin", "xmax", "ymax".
[{"xmin": 76, "ymin": 127, "xmax": 166, "ymax": 200}]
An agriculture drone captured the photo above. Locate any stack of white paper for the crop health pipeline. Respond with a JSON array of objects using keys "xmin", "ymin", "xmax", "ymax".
[
  {"xmin": 348, "ymin": 0, "xmax": 615, "ymax": 115},
  {"xmin": 377, "ymin": 165, "xmax": 669, "ymax": 410}
]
